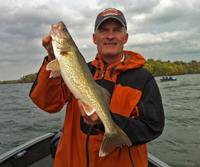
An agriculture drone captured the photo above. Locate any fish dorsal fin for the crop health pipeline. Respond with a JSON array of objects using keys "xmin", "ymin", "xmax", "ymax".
[
  {"xmin": 46, "ymin": 59, "xmax": 61, "ymax": 78},
  {"xmin": 81, "ymin": 101, "xmax": 96, "ymax": 116}
]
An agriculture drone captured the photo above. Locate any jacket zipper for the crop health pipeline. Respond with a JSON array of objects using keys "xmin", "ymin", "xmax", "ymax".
[
  {"xmin": 101, "ymin": 65, "xmax": 108, "ymax": 86},
  {"xmin": 86, "ymin": 125, "xmax": 92, "ymax": 167}
]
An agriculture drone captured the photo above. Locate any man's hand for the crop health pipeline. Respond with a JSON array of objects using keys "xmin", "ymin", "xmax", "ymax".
[
  {"xmin": 78, "ymin": 100, "xmax": 102, "ymax": 126},
  {"xmin": 42, "ymin": 35, "xmax": 55, "ymax": 62},
  {"xmin": 77, "ymin": 86, "xmax": 111, "ymax": 126}
]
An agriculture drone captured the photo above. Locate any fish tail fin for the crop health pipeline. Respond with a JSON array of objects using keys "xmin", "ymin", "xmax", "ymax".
[{"xmin": 99, "ymin": 126, "xmax": 132, "ymax": 157}]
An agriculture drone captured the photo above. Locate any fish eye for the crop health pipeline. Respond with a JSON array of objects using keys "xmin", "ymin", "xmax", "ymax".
[{"xmin": 63, "ymin": 28, "xmax": 67, "ymax": 32}]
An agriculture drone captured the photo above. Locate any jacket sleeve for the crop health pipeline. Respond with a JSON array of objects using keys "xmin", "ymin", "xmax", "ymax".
[
  {"xmin": 111, "ymin": 71, "xmax": 164, "ymax": 146},
  {"xmin": 29, "ymin": 56, "xmax": 72, "ymax": 113}
]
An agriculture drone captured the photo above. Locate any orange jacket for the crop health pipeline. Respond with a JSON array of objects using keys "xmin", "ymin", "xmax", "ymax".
[{"xmin": 30, "ymin": 50, "xmax": 164, "ymax": 167}]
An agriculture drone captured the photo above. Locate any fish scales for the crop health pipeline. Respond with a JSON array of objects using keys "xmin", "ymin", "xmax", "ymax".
[{"xmin": 59, "ymin": 53, "xmax": 102, "ymax": 109}]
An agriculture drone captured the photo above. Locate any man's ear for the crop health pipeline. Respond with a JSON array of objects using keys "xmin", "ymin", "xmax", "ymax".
[
  {"xmin": 93, "ymin": 33, "xmax": 97, "ymax": 44},
  {"xmin": 124, "ymin": 33, "xmax": 128, "ymax": 44}
]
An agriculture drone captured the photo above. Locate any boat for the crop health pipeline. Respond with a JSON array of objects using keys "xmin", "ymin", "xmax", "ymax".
[
  {"xmin": 160, "ymin": 76, "xmax": 177, "ymax": 82},
  {"xmin": 0, "ymin": 132, "xmax": 170, "ymax": 167}
]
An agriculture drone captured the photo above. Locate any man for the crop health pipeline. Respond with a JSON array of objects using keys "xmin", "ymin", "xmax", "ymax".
[{"xmin": 30, "ymin": 8, "xmax": 164, "ymax": 167}]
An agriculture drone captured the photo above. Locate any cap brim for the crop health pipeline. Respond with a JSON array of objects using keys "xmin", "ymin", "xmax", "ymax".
[{"xmin": 95, "ymin": 16, "xmax": 126, "ymax": 31}]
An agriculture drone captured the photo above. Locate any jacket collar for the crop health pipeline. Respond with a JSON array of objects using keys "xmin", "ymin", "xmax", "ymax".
[
  {"xmin": 91, "ymin": 50, "xmax": 146, "ymax": 81},
  {"xmin": 92, "ymin": 50, "xmax": 146, "ymax": 71}
]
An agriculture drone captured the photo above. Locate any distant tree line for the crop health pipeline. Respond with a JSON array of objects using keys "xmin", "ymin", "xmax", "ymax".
[
  {"xmin": 0, "ymin": 59, "xmax": 200, "ymax": 84},
  {"xmin": 143, "ymin": 59, "xmax": 200, "ymax": 76},
  {"xmin": 0, "ymin": 73, "xmax": 37, "ymax": 84}
]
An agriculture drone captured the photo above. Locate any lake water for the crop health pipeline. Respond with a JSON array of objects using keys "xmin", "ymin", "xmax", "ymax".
[{"xmin": 0, "ymin": 74, "xmax": 200, "ymax": 166}]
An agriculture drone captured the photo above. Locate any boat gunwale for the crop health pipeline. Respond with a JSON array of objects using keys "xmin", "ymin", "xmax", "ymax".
[{"xmin": 0, "ymin": 133, "xmax": 170, "ymax": 167}]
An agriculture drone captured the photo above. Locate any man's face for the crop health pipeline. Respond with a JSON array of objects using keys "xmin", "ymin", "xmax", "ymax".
[{"xmin": 93, "ymin": 19, "xmax": 128, "ymax": 63}]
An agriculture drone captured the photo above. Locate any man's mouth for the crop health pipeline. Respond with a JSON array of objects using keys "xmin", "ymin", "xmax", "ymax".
[{"xmin": 104, "ymin": 43, "xmax": 117, "ymax": 45}]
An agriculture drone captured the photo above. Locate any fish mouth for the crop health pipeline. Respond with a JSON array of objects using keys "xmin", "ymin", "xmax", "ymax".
[
  {"xmin": 50, "ymin": 27, "xmax": 57, "ymax": 39},
  {"xmin": 50, "ymin": 21, "xmax": 64, "ymax": 39},
  {"xmin": 51, "ymin": 27, "xmax": 63, "ymax": 46},
  {"xmin": 51, "ymin": 21, "xmax": 64, "ymax": 28}
]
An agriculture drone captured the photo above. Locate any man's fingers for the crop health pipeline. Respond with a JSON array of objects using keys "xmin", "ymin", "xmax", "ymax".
[
  {"xmin": 77, "ymin": 100, "xmax": 85, "ymax": 116},
  {"xmin": 42, "ymin": 35, "xmax": 55, "ymax": 62},
  {"xmin": 42, "ymin": 35, "xmax": 52, "ymax": 47},
  {"xmin": 42, "ymin": 35, "xmax": 53, "ymax": 52},
  {"xmin": 77, "ymin": 100, "xmax": 102, "ymax": 125},
  {"xmin": 99, "ymin": 86, "xmax": 111, "ymax": 105}
]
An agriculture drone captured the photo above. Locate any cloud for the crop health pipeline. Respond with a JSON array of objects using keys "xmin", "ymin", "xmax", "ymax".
[
  {"xmin": 126, "ymin": 28, "xmax": 200, "ymax": 62},
  {"xmin": 0, "ymin": 0, "xmax": 200, "ymax": 80},
  {"xmin": 128, "ymin": 29, "xmax": 198, "ymax": 45}
]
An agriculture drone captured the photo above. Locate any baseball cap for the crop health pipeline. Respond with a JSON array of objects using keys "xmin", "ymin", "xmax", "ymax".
[{"xmin": 94, "ymin": 8, "xmax": 127, "ymax": 31}]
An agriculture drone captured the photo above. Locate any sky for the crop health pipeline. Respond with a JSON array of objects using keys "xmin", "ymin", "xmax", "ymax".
[{"xmin": 0, "ymin": 0, "xmax": 200, "ymax": 81}]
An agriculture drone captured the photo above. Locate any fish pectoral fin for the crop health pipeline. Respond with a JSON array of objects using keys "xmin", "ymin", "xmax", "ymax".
[
  {"xmin": 46, "ymin": 59, "xmax": 61, "ymax": 78},
  {"xmin": 46, "ymin": 59, "xmax": 60, "ymax": 71},
  {"xmin": 49, "ymin": 70, "xmax": 61, "ymax": 78},
  {"xmin": 81, "ymin": 101, "xmax": 96, "ymax": 116}
]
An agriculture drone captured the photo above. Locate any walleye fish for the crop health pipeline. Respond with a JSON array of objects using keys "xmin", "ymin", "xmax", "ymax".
[{"xmin": 46, "ymin": 21, "xmax": 132, "ymax": 157}]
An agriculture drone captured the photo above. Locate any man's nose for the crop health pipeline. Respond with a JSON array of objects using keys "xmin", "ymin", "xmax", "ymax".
[{"xmin": 107, "ymin": 30, "xmax": 115, "ymax": 39}]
